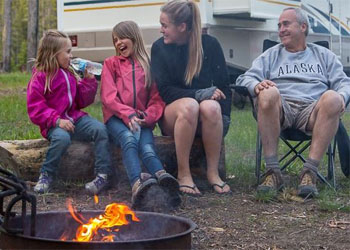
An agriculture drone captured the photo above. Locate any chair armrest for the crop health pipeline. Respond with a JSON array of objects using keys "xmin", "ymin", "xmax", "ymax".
[{"xmin": 229, "ymin": 84, "xmax": 250, "ymax": 97}]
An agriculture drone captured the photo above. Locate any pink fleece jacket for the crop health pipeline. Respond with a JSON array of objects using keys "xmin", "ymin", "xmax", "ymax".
[
  {"xmin": 101, "ymin": 56, "xmax": 165, "ymax": 127},
  {"xmin": 27, "ymin": 68, "xmax": 97, "ymax": 138}
]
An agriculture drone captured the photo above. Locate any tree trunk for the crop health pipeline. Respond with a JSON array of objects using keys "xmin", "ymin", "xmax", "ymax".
[
  {"xmin": 0, "ymin": 137, "xmax": 226, "ymax": 187},
  {"xmin": 2, "ymin": 0, "xmax": 12, "ymax": 72},
  {"xmin": 26, "ymin": 0, "xmax": 39, "ymax": 72}
]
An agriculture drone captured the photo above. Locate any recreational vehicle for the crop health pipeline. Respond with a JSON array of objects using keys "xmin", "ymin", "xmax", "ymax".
[{"xmin": 57, "ymin": 0, "xmax": 350, "ymax": 77}]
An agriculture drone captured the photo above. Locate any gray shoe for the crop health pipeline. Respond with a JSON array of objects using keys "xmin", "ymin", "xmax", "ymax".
[
  {"xmin": 85, "ymin": 174, "xmax": 109, "ymax": 195},
  {"xmin": 34, "ymin": 172, "xmax": 53, "ymax": 193}
]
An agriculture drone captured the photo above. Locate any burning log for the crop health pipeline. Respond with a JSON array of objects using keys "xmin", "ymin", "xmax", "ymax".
[{"xmin": 0, "ymin": 137, "xmax": 226, "ymax": 182}]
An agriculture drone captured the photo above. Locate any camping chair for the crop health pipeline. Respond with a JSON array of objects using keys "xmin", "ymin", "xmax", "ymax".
[{"xmin": 231, "ymin": 39, "xmax": 350, "ymax": 188}]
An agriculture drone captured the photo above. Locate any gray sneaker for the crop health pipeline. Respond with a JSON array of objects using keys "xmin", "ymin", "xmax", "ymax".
[
  {"xmin": 85, "ymin": 174, "xmax": 109, "ymax": 195},
  {"xmin": 34, "ymin": 172, "xmax": 53, "ymax": 193}
]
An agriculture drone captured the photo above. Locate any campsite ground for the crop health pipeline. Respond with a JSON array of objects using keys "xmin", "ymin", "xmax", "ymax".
[{"xmin": 28, "ymin": 177, "xmax": 350, "ymax": 250}]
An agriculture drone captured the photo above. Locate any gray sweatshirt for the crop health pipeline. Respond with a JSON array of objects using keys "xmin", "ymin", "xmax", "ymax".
[{"xmin": 236, "ymin": 43, "xmax": 350, "ymax": 104}]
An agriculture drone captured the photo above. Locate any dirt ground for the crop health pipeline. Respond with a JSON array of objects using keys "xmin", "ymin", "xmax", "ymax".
[{"xmin": 3, "ymin": 177, "xmax": 346, "ymax": 250}]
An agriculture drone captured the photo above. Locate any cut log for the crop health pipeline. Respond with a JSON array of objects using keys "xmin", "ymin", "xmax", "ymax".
[{"xmin": 0, "ymin": 137, "xmax": 226, "ymax": 183}]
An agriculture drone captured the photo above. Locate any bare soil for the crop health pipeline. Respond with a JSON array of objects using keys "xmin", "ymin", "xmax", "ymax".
[{"xmin": 10, "ymin": 178, "xmax": 349, "ymax": 250}]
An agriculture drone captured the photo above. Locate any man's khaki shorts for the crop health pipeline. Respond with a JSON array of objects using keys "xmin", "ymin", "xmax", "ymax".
[{"xmin": 254, "ymin": 97, "xmax": 317, "ymax": 136}]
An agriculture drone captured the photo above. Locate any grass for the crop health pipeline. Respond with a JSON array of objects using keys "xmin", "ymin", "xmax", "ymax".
[
  {"xmin": 0, "ymin": 72, "xmax": 31, "ymax": 89},
  {"xmin": 0, "ymin": 72, "xmax": 349, "ymax": 212}
]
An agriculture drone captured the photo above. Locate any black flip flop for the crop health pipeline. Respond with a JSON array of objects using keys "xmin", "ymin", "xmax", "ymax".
[
  {"xmin": 179, "ymin": 184, "xmax": 202, "ymax": 197},
  {"xmin": 211, "ymin": 182, "xmax": 232, "ymax": 195}
]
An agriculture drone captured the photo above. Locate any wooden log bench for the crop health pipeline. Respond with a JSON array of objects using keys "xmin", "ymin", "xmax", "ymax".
[{"xmin": 0, "ymin": 137, "xmax": 226, "ymax": 187}]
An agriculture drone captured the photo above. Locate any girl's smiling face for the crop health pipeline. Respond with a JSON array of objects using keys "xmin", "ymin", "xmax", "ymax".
[
  {"xmin": 57, "ymin": 38, "xmax": 73, "ymax": 69},
  {"xmin": 113, "ymin": 36, "xmax": 134, "ymax": 58}
]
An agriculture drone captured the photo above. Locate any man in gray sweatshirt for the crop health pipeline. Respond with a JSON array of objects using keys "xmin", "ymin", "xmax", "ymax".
[{"xmin": 236, "ymin": 7, "xmax": 350, "ymax": 198}]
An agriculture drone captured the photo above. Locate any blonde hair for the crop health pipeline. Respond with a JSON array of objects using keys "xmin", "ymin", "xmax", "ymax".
[
  {"xmin": 112, "ymin": 21, "xmax": 152, "ymax": 88},
  {"xmin": 161, "ymin": 0, "xmax": 203, "ymax": 85},
  {"xmin": 34, "ymin": 30, "xmax": 78, "ymax": 93}
]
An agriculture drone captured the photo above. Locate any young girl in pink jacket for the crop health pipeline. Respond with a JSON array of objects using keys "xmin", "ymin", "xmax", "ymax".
[
  {"xmin": 101, "ymin": 21, "xmax": 179, "ymax": 207},
  {"xmin": 27, "ymin": 30, "xmax": 112, "ymax": 195}
]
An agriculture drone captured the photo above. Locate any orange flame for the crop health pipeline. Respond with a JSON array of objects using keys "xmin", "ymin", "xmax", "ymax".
[
  {"xmin": 94, "ymin": 195, "xmax": 99, "ymax": 204},
  {"xmin": 62, "ymin": 199, "xmax": 140, "ymax": 242}
]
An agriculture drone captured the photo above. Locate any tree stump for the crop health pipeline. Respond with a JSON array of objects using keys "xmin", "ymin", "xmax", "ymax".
[{"xmin": 0, "ymin": 137, "xmax": 226, "ymax": 185}]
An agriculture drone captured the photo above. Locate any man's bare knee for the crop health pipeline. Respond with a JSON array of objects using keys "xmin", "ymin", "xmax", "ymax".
[
  {"xmin": 318, "ymin": 90, "xmax": 344, "ymax": 114},
  {"xmin": 257, "ymin": 87, "xmax": 281, "ymax": 110}
]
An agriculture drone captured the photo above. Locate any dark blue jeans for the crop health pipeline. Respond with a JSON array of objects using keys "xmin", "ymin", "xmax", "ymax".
[
  {"xmin": 106, "ymin": 116, "xmax": 163, "ymax": 186},
  {"xmin": 42, "ymin": 115, "xmax": 112, "ymax": 176}
]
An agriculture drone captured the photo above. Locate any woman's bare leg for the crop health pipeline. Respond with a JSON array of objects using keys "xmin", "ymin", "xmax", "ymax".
[
  {"xmin": 161, "ymin": 98, "xmax": 201, "ymax": 195},
  {"xmin": 200, "ymin": 100, "xmax": 231, "ymax": 193}
]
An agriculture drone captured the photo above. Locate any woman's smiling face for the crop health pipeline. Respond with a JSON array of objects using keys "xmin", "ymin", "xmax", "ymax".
[{"xmin": 159, "ymin": 12, "xmax": 187, "ymax": 45}]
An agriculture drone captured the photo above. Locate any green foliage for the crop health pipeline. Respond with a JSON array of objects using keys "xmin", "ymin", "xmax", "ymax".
[
  {"xmin": 0, "ymin": 0, "xmax": 3, "ymax": 59},
  {"xmin": 0, "ymin": 0, "xmax": 57, "ymax": 72},
  {"xmin": 10, "ymin": 0, "xmax": 28, "ymax": 71},
  {"xmin": 38, "ymin": 0, "xmax": 57, "ymax": 37}
]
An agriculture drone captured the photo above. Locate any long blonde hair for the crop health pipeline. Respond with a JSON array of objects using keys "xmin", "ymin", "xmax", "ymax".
[
  {"xmin": 112, "ymin": 21, "xmax": 152, "ymax": 88},
  {"xmin": 161, "ymin": 0, "xmax": 203, "ymax": 85},
  {"xmin": 34, "ymin": 30, "xmax": 78, "ymax": 93}
]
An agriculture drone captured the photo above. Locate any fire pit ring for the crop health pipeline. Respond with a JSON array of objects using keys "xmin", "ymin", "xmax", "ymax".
[{"xmin": 0, "ymin": 210, "xmax": 197, "ymax": 249}]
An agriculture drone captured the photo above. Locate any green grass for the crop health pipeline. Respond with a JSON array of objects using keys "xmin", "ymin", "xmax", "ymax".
[
  {"xmin": 0, "ymin": 72, "xmax": 31, "ymax": 89},
  {"xmin": 0, "ymin": 72, "xmax": 350, "ymax": 212},
  {"xmin": 0, "ymin": 94, "xmax": 40, "ymax": 139}
]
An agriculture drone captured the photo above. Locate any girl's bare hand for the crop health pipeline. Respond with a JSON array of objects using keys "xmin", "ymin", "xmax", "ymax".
[
  {"xmin": 128, "ymin": 117, "xmax": 142, "ymax": 132},
  {"xmin": 59, "ymin": 119, "xmax": 75, "ymax": 132},
  {"xmin": 84, "ymin": 69, "xmax": 95, "ymax": 79}
]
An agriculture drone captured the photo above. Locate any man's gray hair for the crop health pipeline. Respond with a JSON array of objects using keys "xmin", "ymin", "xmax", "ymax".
[{"xmin": 283, "ymin": 7, "xmax": 310, "ymax": 36}]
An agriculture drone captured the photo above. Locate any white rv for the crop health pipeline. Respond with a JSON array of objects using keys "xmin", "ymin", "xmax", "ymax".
[{"xmin": 57, "ymin": 0, "xmax": 350, "ymax": 76}]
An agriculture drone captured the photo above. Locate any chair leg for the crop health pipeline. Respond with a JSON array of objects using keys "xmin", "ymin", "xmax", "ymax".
[
  {"xmin": 318, "ymin": 143, "xmax": 336, "ymax": 189},
  {"xmin": 256, "ymin": 131, "xmax": 262, "ymax": 185}
]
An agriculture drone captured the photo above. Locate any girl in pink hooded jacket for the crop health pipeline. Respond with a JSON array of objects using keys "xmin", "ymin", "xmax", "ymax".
[
  {"xmin": 101, "ymin": 21, "xmax": 179, "ymax": 208},
  {"xmin": 27, "ymin": 30, "xmax": 112, "ymax": 195}
]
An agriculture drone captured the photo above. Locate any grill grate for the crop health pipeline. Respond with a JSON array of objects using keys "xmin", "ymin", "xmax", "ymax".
[{"xmin": 0, "ymin": 166, "xmax": 37, "ymax": 236}]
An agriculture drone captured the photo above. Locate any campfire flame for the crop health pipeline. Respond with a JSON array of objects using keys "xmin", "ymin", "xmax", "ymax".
[{"xmin": 62, "ymin": 198, "xmax": 140, "ymax": 242}]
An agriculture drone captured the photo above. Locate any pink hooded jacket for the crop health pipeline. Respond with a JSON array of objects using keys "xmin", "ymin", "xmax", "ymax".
[
  {"xmin": 101, "ymin": 56, "xmax": 165, "ymax": 127},
  {"xmin": 27, "ymin": 68, "xmax": 97, "ymax": 138}
]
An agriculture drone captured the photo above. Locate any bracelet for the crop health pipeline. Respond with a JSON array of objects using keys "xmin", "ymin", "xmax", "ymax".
[{"xmin": 56, "ymin": 118, "xmax": 61, "ymax": 127}]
